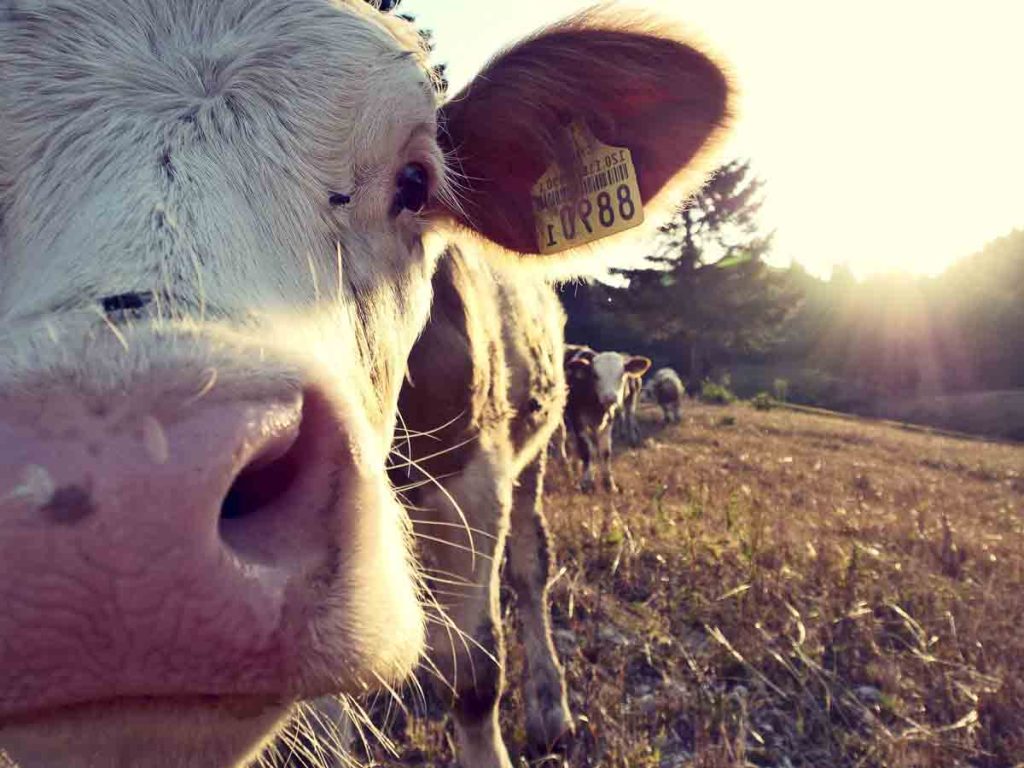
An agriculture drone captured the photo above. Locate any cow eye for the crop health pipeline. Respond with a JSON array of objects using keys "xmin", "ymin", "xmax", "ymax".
[{"xmin": 391, "ymin": 162, "xmax": 429, "ymax": 216}]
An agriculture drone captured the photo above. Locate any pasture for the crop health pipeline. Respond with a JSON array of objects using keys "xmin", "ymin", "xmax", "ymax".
[{"xmin": 351, "ymin": 402, "xmax": 1023, "ymax": 768}]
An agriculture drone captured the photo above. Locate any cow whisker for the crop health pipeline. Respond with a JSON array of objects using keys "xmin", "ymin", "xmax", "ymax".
[
  {"xmin": 313, "ymin": 697, "xmax": 371, "ymax": 768},
  {"xmin": 418, "ymin": 565, "xmax": 479, "ymax": 586},
  {"xmin": 423, "ymin": 602, "xmax": 500, "ymax": 667},
  {"xmin": 416, "ymin": 651, "xmax": 456, "ymax": 697},
  {"xmin": 410, "ymin": 518, "xmax": 498, "ymax": 542},
  {"xmin": 386, "ymin": 434, "xmax": 479, "ymax": 470},
  {"xmin": 393, "ymin": 486, "xmax": 468, "ymax": 510},
  {"xmin": 427, "ymin": 587, "xmax": 478, "ymax": 600},
  {"xmin": 275, "ymin": 704, "xmax": 325, "ymax": 768},
  {"xmin": 393, "ymin": 409, "xmax": 467, "ymax": 440},
  {"xmin": 391, "ymin": 454, "xmax": 476, "ymax": 568},
  {"xmin": 418, "ymin": 573, "xmax": 482, "ymax": 590},
  {"xmin": 371, "ymin": 671, "xmax": 412, "ymax": 731},
  {"xmin": 344, "ymin": 692, "xmax": 399, "ymax": 759},
  {"xmin": 393, "ymin": 410, "xmax": 415, "ymax": 481},
  {"xmin": 410, "ymin": 532, "xmax": 492, "ymax": 561}
]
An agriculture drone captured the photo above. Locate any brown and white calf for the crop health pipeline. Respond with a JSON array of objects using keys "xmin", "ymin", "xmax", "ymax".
[
  {"xmin": 650, "ymin": 367, "xmax": 686, "ymax": 423},
  {"xmin": 565, "ymin": 350, "xmax": 651, "ymax": 492},
  {"xmin": 388, "ymin": 250, "xmax": 571, "ymax": 766},
  {"xmin": 0, "ymin": 2, "xmax": 731, "ymax": 767}
]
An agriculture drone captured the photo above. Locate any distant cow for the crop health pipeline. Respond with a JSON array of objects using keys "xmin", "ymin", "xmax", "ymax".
[
  {"xmin": 614, "ymin": 367, "xmax": 645, "ymax": 446},
  {"xmin": 0, "ymin": 3, "xmax": 731, "ymax": 767},
  {"xmin": 550, "ymin": 343, "xmax": 595, "ymax": 463},
  {"xmin": 650, "ymin": 368, "xmax": 686, "ymax": 423},
  {"xmin": 566, "ymin": 350, "xmax": 651, "ymax": 492}
]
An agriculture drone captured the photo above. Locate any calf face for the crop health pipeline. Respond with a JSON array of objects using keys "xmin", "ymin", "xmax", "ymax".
[
  {"xmin": 591, "ymin": 352, "xmax": 652, "ymax": 410},
  {"xmin": 569, "ymin": 351, "xmax": 651, "ymax": 414},
  {"xmin": 566, "ymin": 351, "xmax": 650, "ymax": 492},
  {"xmin": 0, "ymin": 3, "xmax": 731, "ymax": 766}
]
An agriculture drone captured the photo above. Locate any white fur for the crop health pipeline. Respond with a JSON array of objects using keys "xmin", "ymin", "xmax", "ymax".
[
  {"xmin": 591, "ymin": 352, "xmax": 628, "ymax": 407},
  {"xmin": 0, "ymin": 1, "xmax": 438, "ymax": 764}
]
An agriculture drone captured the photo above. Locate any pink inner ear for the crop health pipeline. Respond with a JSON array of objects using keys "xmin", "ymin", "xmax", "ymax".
[{"xmin": 625, "ymin": 357, "xmax": 651, "ymax": 376}]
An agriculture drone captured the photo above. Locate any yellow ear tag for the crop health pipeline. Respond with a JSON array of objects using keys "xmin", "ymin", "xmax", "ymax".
[{"xmin": 531, "ymin": 123, "xmax": 644, "ymax": 254}]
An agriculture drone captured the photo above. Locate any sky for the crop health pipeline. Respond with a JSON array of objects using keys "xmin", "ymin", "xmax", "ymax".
[{"xmin": 402, "ymin": 0, "xmax": 1024, "ymax": 279}]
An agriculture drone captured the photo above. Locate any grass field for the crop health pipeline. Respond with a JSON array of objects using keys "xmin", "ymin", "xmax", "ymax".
[
  {"xmin": 356, "ymin": 401, "xmax": 1024, "ymax": 768},
  {"xmin": 5, "ymin": 402, "xmax": 1021, "ymax": 768}
]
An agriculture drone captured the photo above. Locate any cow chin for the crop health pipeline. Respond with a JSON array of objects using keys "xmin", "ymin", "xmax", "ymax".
[{"xmin": 1, "ymin": 698, "xmax": 289, "ymax": 768}]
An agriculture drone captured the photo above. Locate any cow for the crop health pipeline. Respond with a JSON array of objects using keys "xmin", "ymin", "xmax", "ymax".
[
  {"xmin": 565, "ymin": 350, "xmax": 651, "ymax": 492},
  {"xmin": 613, "ymin": 361, "xmax": 645, "ymax": 446},
  {"xmin": 650, "ymin": 367, "xmax": 686, "ymax": 423},
  {"xmin": 0, "ymin": 2, "xmax": 732, "ymax": 767},
  {"xmin": 549, "ymin": 343, "xmax": 594, "ymax": 465}
]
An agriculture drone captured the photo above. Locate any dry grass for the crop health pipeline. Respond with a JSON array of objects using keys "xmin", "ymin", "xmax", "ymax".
[
  {"xmin": 363, "ymin": 401, "xmax": 1024, "ymax": 767},
  {"xmin": 5, "ymin": 403, "xmax": 1020, "ymax": 768}
]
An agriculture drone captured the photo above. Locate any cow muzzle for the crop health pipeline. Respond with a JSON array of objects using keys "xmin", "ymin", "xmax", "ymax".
[{"xmin": 0, "ymin": 364, "xmax": 423, "ymax": 735}]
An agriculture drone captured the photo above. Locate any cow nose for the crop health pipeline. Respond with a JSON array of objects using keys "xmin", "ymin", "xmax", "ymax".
[
  {"xmin": 0, "ymin": 387, "xmax": 349, "ymax": 713},
  {"xmin": 0, "ymin": 392, "xmax": 307, "ymax": 540}
]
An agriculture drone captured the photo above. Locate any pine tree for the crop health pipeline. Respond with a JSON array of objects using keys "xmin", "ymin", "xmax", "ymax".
[{"xmin": 609, "ymin": 159, "xmax": 802, "ymax": 383}]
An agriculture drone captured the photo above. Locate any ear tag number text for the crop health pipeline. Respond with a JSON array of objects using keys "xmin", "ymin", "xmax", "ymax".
[{"xmin": 531, "ymin": 123, "xmax": 645, "ymax": 254}]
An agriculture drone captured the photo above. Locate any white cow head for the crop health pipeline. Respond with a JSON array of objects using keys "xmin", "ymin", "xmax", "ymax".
[
  {"xmin": 0, "ymin": 2, "xmax": 731, "ymax": 765},
  {"xmin": 590, "ymin": 352, "xmax": 652, "ymax": 409},
  {"xmin": 569, "ymin": 350, "xmax": 652, "ymax": 410}
]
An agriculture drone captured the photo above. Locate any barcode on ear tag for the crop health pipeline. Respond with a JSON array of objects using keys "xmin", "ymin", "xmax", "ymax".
[{"xmin": 531, "ymin": 123, "xmax": 644, "ymax": 254}]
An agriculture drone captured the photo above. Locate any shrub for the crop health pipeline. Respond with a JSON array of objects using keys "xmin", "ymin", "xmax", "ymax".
[
  {"xmin": 751, "ymin": 392, "xmax": 775, "ymax": 411},
  {"xmin": 701, "ymin": 381, "xmax": 736, "ymax": 405}
]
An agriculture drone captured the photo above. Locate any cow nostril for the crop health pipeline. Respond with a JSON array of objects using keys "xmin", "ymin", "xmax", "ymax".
[
  {"xmin": 216, "ymin": 392, "xmax": 342, "ymax": 566},
  {"xmin": 220, "ymin": 420, "xmax": 305, "ymax": 522}
]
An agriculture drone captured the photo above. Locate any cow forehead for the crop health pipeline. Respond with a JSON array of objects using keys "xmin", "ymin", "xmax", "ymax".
[
  {"xmin": 591, "ymin": 353, "xmax": 626, "ymax": 385},
  {"xmin": 0, "ymin": 0, "xmax": 439, "ymax": 317},
  {"xmin": 0, "ymin": 0, "xmax": 437, "ymax": 211}
]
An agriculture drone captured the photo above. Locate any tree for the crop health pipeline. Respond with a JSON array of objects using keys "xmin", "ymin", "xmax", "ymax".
[
  {"xmin": 608, "ymin": 159, "xmax": 802, "ymax": 383},
  {"xmin": 371, "ymin": 0, "xmax": 448, "ymax": 93}
]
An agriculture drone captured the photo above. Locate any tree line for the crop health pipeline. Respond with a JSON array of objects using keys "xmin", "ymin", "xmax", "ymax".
[{"xmin": 560, "ymin": 160, "xmax": 1024, "ymax": 419}]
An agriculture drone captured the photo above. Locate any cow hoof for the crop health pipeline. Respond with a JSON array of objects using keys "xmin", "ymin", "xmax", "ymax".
[
  {"xmin": 602, "ymin": 478, "xmax": 619, "ymax": 494},
  {"xmin": 579, "ymin": 478, "xmax": 595, "ymax": 494},
  {"xmin": 525, "ymin": 706, "xmax": 574, "ymax": 760}
]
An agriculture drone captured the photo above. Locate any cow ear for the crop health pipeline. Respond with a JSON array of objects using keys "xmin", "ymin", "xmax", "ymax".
[
  {"xmin": 436, "ymin": 9, "xmax": 733, "ymax": 256},
  {"xmin": 625, "ymin": 356, "xmax": 652, "ymax": 377},
  {"xmin": 577, "ymin": 349, "xmax": 596, "ymax": 363},
  {"xmin": 567, "ymin": 356, "xmax": 593, "ymax": 372}
]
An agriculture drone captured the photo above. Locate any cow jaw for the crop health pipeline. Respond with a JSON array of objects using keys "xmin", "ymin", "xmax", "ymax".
[{"xmin": 2, "ymin": 699, "xmax": 288, "ymax": 768}]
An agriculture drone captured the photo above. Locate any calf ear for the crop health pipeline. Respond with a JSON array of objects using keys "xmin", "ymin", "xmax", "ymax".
[
  {"xmin": 568, "ymin": 348, "xmax": 596, "ymax": 366},
  {"xmin": 625, "ymin": 356, "xmax": 652, "ymax": 377},
  {"xmin": 567, "ymin": 357, "xmax": 593, "ymax": 374},
  {"xmin": 437, "ymin": 9, "xmax": 733, "ymax": 255}
]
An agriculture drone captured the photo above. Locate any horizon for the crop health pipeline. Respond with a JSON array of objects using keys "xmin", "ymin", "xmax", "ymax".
[{"xmin": 402, "ymin": 0, "xmax": 1024, "ymax": 280}]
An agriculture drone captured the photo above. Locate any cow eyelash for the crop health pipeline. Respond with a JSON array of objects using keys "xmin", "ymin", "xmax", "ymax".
[{"xmin": 328, "ymin": 191, "xmax": 351, "ymax": 207}]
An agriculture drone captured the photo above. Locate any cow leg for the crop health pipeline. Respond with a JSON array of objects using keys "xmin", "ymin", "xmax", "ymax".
[
  {"xmin": 627, "ymin": 410, "xmax": 640, "ymax": 446},
  {"xmin": 597, "ymin": 425, "xmax": 618, "ymax": 492},
  {"xmin": 413, "ymin": 452, "xmax": 513, "ymax": 768},
  {"xmin": 575, "ymin": 427, "xmax": 597, "ymax": 493},
  {"xmin": 507, "ymin": 453, "xmax": 573, "ymax": 756},
  {"xmin": 548, "ymin": 418, "xmax": 569, "ymax": 465}
]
